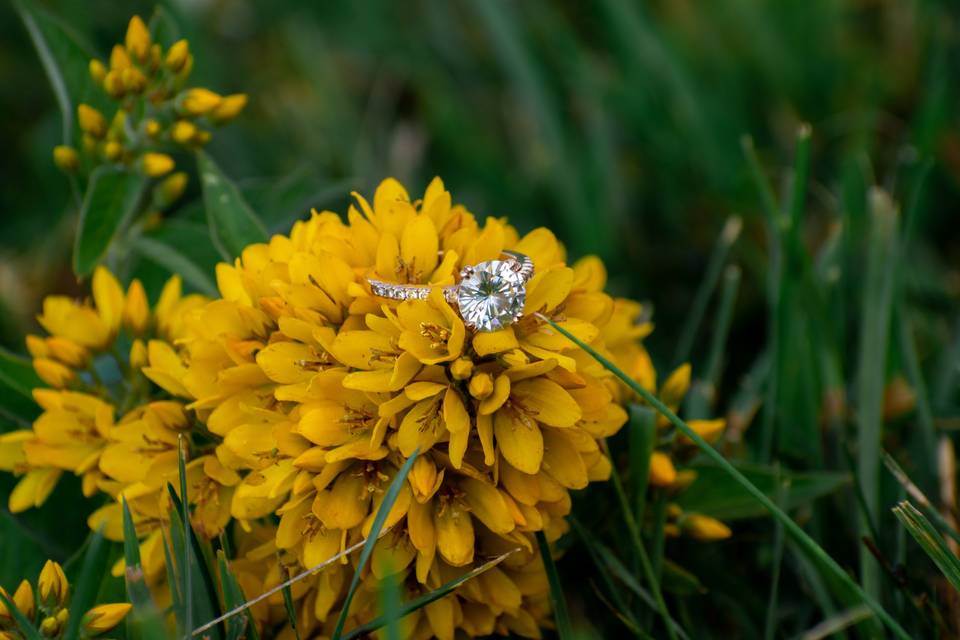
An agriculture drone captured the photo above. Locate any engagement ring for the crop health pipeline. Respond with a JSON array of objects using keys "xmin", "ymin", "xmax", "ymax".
[{"xmin": 368, "ymin": 250, "xmax": 534, "ymax": 332}]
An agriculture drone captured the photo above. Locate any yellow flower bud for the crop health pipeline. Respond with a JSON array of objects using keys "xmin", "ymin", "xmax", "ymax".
[
  {"xmin": 170, "ymin": 119, "xmax": 197, "ymax": 145},
  {"xmin": 468, "ymin": 372, "xmax": 494, "ymax": 399},
  {"xmin": 148, "ymin": 44, "xmax": 162, "ymax": 72},
  {"xmin": 77, "ymin": 104, "xmax": 107, "ymax": 138},
  {"xmin": 26, "ymin": 334, "xmax": 50, "ymax": 358},
  {"xmin": 40, "ymin": 615, "xmax": 62, "ymax": 637},
  {"xmin": 110, "ymin": 44, "xmax": 131, "ymax": 71},
  {"xmin": 648, "ymin": 451, "xmax": 677, "ymax": 487},
  {"xmin": 130, "ymin": 339, "xmax": 148, "ymax": 369},
  {"xmin": 89, "ymin": 59, "xmax": 107, "ymax": 84},
  {"xmin": 165, "ymin": 39, "xmax": 190, "ymax": 72},
  {"xmin": 12, "ymin": 580, "xmax": 33, "ymax": 620},
  {"xmin": 154, "ymin": 172, "xmax": 188, "ymax": 208},
  {"xmin": 210, "ymin": 93, "xmax": 247, "ymax": 123},
  {"xmin": 679, "ymin": 419, "xmax": 726, "ymax": 445},
  {"xmin": 180, "ymin": 87, "xmax": 221, "ymax": 116},
  {"xmin": 124, "ymin": 15, "xmax": 151, "ymax": 62},
  {"xmin": 408, "ymin": 456, "xmax": 443, "ymax": 503},
  {"xmin": 660, "ymin": 363, "xmax": 691, "ymax": 407},
  {"xmin": 33, "ymin": 358, "xmax": 74, "ymax": 388},
  {"xmin": 123, "ymin": 279, "xmax": 149, "ymax": 334},
  {"xmin": 144, "ymin": 119, "xmax": 161, "ymax": 138},
  {"xmin": 46, "ymin": 337, "xmax": 89, "ymax": 368},
  {"xmin": 192, "ymin": 129, "xmax": 211, "ymax": 146},
  {"xmin": 681, "ymin": 514, "xmax": 732, "ymax": 541},
  {"xmin": 122, "ymin": 66, "xmax": 147, "ymax": 94},
  {"xmin": 104, "ymin": 70, "xmax": 125, "ymax": 98},
  {"xmin": 670, "ymin": 469, "xmax": 698, "ymax": 491},
  {"xmin": 52, "ymin": 145, "xmax": 79, "ymax": 173},
  {"xmin": 141, "ymin": 152, "xmax": 174, "ymax": 177},
  {"xmin": 38, "ymin": 560, "xmax": 68, "ymax": 608},
  {"xmin": 81, "ymin": 134, "xmax": 97, "ymax": 154},
  {"xmin": 103, "ymin": 141, "xmax": 123, "ymax": 162},
  {"xmin": 449, "ymin": 358, "xmax": 473, "ymax": 380},
  {"xmin": 82, "ymin": 603, "xmax": 132, "ymax": 634}
]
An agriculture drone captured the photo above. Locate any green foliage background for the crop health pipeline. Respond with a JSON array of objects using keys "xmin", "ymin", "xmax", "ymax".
[{"xmin": 1, "ymin": 0, "xmax": 959, "ymax": 638}]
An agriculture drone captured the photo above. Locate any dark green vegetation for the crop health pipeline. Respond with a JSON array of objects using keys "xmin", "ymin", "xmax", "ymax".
[{"xmin": 1, "ymin": 1, "xmax": 959, "ymax": 638}]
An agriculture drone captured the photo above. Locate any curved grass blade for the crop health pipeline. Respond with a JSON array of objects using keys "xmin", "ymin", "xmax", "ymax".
[
  {"xmin": 883, "ymin": 452, "xmax": 960, "ymax": 547},
  {"xmin": 332, "ymin": 448, "xmax": 420, "ymax": 640},
  {"xmin": 197, "ymin": 150, "xmax": 268, "ymax": 261},
  {"xmin": 0, "ymin": 588, "xmax": 42, "ymax": 640},
  {"xmin": 343, "ymin": 549, "xmax": 519, "ymax": 640},
  {"xmin": 535, "ymin": 312, "xmax": 912, "ymax": 640},
  {"xmin": 376, "ymin": 557, "xmax": 401, "ymax": 640},
  {"xmin": 536, "ymin": 531, "xmax": 573, "ymax": 639},
  {"xmin": 63, "ymin": 527, "xmax": 109, "ymax": 640},
  {"xmin": 218, "ymin": 551, "xmax": 259, "ymax": 640},
  {"xmin": 893, "ymin": 501, "xmax": 960, "ymax": 591},
  {"xmin": 73, "ymin": 167, "xmax": 146, "ymax": 277},
  {"xmin": 280, "ymin": 567, "xmax": 300, "ymax": 640},
  {"xmin": 122, "ymin": 499, "xmax": 166, "ymax": 640}
]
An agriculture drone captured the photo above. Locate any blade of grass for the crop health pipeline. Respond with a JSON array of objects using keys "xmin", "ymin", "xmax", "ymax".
[
  {"xmin": 856, "ymin": 188, "xmax": 900, "ymax": 599},
  {"xmin": 763, "ymin": 468, "xmax": 789, "ymax": 640},
  {"xmin": 62, "ymin": 527, "xmax": 109, "ymax": 640},
  {"xmin": 601, "ymin": 439, "xmax": 679, "ymax": 640},
  {"xmin": 342, "ymin": 549, "xmax": 519, "ymax": 640},
  {"xmin": 0, "ymin": 589, "xmax": 42, "ymax": 640},
  {"xmin": 897, "ymin": 310, "xmax": 938, "ymax": 490},
  {"xmin": 331, "ymin": 449, "xmax": 420, "ymax": 640},
  {"xmin": 536, "ymin": 530, "xmax": 573, "ymax": 639},
  {"xmin": 628, "ymin": 405, "xmax": 657, "ymax": 531},
  {"xmin": 122, "ymin": 499, "xmax": 166, "ymax": 640},
  {"xmin": 376, "ymin": 557, "xmax": 402, "ymax": 640},
  {"xmin": 537, "ymin": 312, "xmax": 912, "ymax": 640},
  {"xmin": 160, "ymin": 527, "xmax": 184, "ymax": 633},
  {"xmin": 280, "ymin": 566, "xmax": 300, "ymax": 640},
  {"xmin": 685, "ymin": 265, "xmax": 741, "ymax": 418},
  {"xmin": 218, "ymin": 552, "xmax": 258, "ymax": 640},
  {"xmin": 892, "ymin": 501, "xmax": 960, "ymax": 590},
  {"xmin": 883, "ymin": 452, "xmax": 960, "ymax": 547},
  {"xmin": 799, "ymin": 605, "xmax": 873, "ymax": 640},
  {"xmin": 673, "ymin": 216, "xmax": 742, "ymax": 367}
]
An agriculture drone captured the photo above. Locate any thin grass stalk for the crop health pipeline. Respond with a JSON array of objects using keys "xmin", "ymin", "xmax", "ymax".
[
  {"xmin": 536, "ymin": 531, "xmax": 574, "ymax": 639},
  {"xmin": 763, "ymin": 468, "xmax": 788, "ymax": 640},
  {"xmin": 537, "ymin": 313, "xmax": 912, "ymax": 640}
]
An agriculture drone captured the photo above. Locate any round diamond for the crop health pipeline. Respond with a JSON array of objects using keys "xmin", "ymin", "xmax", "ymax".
[{"xmin": 456, "ymin": 260, "xmax": 526, "ymax": 332}]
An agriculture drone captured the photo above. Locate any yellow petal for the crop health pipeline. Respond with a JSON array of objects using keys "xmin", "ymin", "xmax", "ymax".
[
  {"xmin": 661, "ymin": 364, "xmax": 691, "ymax": 406},
  {"xmin": 82, "ymin": 603, "xmax": 132, "ymax": 634},
  {"xmin": 397, "ymin": 397, "xmax": 444, "ymax": 457},
  {"xmin": 500, "ymin": 458, "xmax": 541, "ymax": 506},
  {"xmin": 510, "ymin": 377, "xmax": 581, "ymax": 427},
  {"xmin": 476, "ymin": 413, "xmax": 495, "ymax": 466},
  {"xmin": 92, "ymin": 266, "xmax": 125, "ymax": 333},
  {"xmin": 541, "ymin": 428, "xmax": 588, "ymax": 489},
  {"xmin": 524, "ymin": 267, "xmax": 573, "ymax": 314},
  {"xmin": 494, "ymin": 408, "xmax": 543, "ymax": 474},
  {"xmin": 401, "ymin": 215, "xmax": 439, "ymax": 283},
  {"xmin": 478, "ymin": 374, "xmax": 510, "ymax": 415},
  {"xmin": 649, "ymin": 452, "xmax": 677, "ymax": 487},
  {"xmin": 442, "ymin": 387, "xmax": 470, "ymax": 433},
  {"xmin": 312, "ymin": 472, "xmax": 368, "ymax": 530},
  {"xmin": 460, "ymin": 477, "xmax": 514, "ymax": 534},
  {"xmin": 435, "ymin": 501, "xmax": 474, "ymax": 566},
  {"xmin": 472, "ymin": 328, "xmax": 519, "ymax": 356}
]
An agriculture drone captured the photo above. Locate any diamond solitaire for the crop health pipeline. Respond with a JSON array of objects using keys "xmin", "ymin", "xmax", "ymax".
[{"xmin": 368, "ymin": 250, "xmax": 534, "ymax": 332}]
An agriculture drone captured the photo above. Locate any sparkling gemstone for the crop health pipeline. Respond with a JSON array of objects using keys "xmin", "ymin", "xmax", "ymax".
[{"xmin": 456, "ymin": 260, "xmax": 526, "ymax": 331}]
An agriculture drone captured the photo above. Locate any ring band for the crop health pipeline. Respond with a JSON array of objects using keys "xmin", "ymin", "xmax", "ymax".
[
  {"xmin": 367, "ymin": 250, "xmax": 534, "ymax": 303},
  {"xmin": 368, "ymin": 250, "xmax": 534, "ymax": 331}
]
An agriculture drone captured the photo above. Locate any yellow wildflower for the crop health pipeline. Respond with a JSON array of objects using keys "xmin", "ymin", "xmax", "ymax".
[{"xmin": 52, "ymin": 145, "xmax": 79, "ymax": 173}]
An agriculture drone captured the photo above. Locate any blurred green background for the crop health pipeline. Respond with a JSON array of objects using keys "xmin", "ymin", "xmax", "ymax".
[{"xmin": 2, "ymin": 0, "xmax": 960, "ymax": 637}]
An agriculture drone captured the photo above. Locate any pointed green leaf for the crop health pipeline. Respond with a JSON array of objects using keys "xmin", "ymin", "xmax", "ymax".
[
  {"xmin": 122, "ymin": 499, "xmax": 166, "ymax": 640},
  {"xmin": 218, "ymin": 551, "xmax": 259, "ymax": 640},
  {"xmin": 536, "ymin": 531, "xmax": 573, "ymax": 639},
  {"xmin": 197, "ymin": 151, "xmax": 268, "ymax": 261},
  {"xmin": 893, "ymin": 501, "xmax": 960, "ymax": 591},
  {"xmin": 73, "ymin": 166, "xmax": 146, "ymax": 277},
  {"xmin": 63, "ymin": 527, "xmax": 110, "ymax": 640}
]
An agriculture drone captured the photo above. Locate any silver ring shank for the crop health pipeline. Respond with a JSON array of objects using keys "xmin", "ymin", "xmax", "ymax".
[{"xmin": 368, "ymin": 251, "xmax": 533, "ymax": 303}]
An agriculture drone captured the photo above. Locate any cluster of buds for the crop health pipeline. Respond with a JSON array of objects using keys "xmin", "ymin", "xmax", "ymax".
[
  {"xmin": 52, "ymin": 15, "xmax": 246, "ymax": 212},
  {"xmin": 0, "ymin": 560, "xmax": 130, "ymax": 639}
]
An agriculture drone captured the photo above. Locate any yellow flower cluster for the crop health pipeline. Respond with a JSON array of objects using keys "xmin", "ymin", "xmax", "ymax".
[
  {"xmin": 0, "ymin": 559, "xmax": 130, "ymax": 639},
  {"xmin": 53, "ymin": 16, "xmax": 247, "ymax": 209},
  {"xmin": 134, "ymin": 177, "xmax": 726, "ymax": 637}
]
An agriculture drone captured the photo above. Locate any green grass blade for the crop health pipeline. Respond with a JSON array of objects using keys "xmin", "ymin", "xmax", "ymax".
[
  {"xmin": 535, "ymin": 530, "xmax": 573, "ymax": 639},
  {"xmin": 856, "ymin": 188, "xmax": 900, "ymax": 599},
  {"xmin": 160, "ymin": 527, "xmax": 184, "ymax": 632},
  {"xmin": 0, "ymin": 588, "xmax": 42, "ymax": 640},
  {"xmin": 627, "ymin": 405, "xmax": 657, "ymax": 528},
  {"xmin": 673, "ymin": 216, "xmax": 742, "ymax": 367},
  {"xmin": 131, "ymin": 235, "xmax": 219, "ymax": 297},
  {"xmin": 122, "ymin": 499, "xmax": 166, "ymax": 640},
  {"xmin": 218, "ymin": 552, "xmax": 259, "ymax": 640},
  {"xmin": 892, "ymin": 501, "xmax": 960, "ymax": 591},
  {"xmin": 762, "ymin": 469, "xmax": 788, "ymax": 640},
  {"xmin": 536, "ymin": 313, "xmax": 912, "ymax": 640},
  {"xmin": 332, "ymin": 448, "xmax": 420, "ymax": 640},
  {"xmin": 375, "ymin": 557, "xmax": 401, "ymax": 640},
  {"xmin": 280, "ymin": 567, "xmax": 300, "ymax": 640},
  {"xmin": 197, "ymin": 150, "xmax": 268, "ymax": 261},
  {"xmin": 799, "ymin": 605, "xmax": 873, "ymax": 640},
  {"xmin": 602, "ymin": 439, "xmax": 679, "ymax": 640},
  {"xmin": 63, "ymin": 527, "xmax": 109, "ymax": 640},
  {"xmin": 882, "ymin": 453, "xmax": 960, "ymax": 547},
  {"xmin": 342, "ymin": 549, "xmax": 518, "ymax": 640}
]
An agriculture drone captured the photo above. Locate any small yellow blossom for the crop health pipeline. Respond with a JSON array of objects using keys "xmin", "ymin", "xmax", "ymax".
[
  {"xmin": 52, "ymin": 145, "xmax": 79, "ymax": 173},
  {"xmin": 82, "ymin": 603, "xmax": 133, "ymax": 634},
  {"xmin": 124, "ymin": 15, "xmax": 150, "ymax": 62},
  {"xmin": 141, "ymin": 152, "xmax": 174, "ymax": 177},
  {"xmin": 681, "ymin": 514, "xmax": 732, "ymax": 541},
  {"xmin": 88, "ymin": 59, "xmax": 107, "ymax": 83},
  {"xmin": 77, "ymin": 104, "xmax": 107, "ymax": 138},
  {"xmin": 165, "ymin": 39, "xmax": 190, "ymax": 71},
  {"xmin": 180, "ymin": 87, "xmax": 222, "ymax": 116},
  {"xmin": 38, "ymin": 560, "xmax": 68, "ymax": 608},
  {"xmin": 211, "ymin": 93, "xmax": 248, "ymax": 123}
]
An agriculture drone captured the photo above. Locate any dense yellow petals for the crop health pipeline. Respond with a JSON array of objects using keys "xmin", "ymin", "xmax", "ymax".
[
  {"xmin": 82, "ymin": 603, "xmax": 132, "ymax": 633},
  {"xmin": 461, "ymin": 477, "xmax": 515, "ymax": 535},
  {"xmin": 509, "ymin": 378, "xmax": 581, "ymax": 427},
  {"xmin": 435, "ymin": 500, "xmax": 474, "ymax": 567},
  {"xmin": 541, "ymin": 429, "xmax": 588, "ymax": 489},
  {"xmin": 494, "ymin": 408, "xmax": 543, "ymax": 474}
]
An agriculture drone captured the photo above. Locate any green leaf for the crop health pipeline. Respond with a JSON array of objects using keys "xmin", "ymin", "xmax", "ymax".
[
  {"xmin": 537, "ymin": 313, "xmax": 911, "ymax": 640},
  {"xmin": 893, "ymin": 501, "xmax": 960, "ymax": 591},
  {"xmin": 218, "ymin": 552, "xmax": 259, "ymax": 640},
  {"xmin": 280, "ymin": 568, "xmax": 300, "ymax": 640},
  {"xmin": 12, "ymin": 0, "xmax": 102, "ymax": 144},
  {"xmin": 661, "ymin": 560, "xmax": 704, "ymax": 597},
  {"xmin": 73, "ymin": 166, "xmax": 147, "ymax": 277},
  {"xmin": 343, "ymin": 550, "xmax": 519, "ymax": 640},
  {"xmin": 122, "ymin": 499, "xmax": 166, "ymax": 640},
  {"xmin": 0, "ymin": 588, "xmax": 43, "ymax": 640},
  {"xmin": 627, "ymin": 404, "xmax": 656, "ymax": 526},
  {"xmin": 535, "ymin": 531, "xmax": 573, "ymax": 639},
  {"xmin": 675, "ymin": 464, "xmax": 849, "ymax": 521},
  {"xmin": 332, "ymin": 449, "xmax": 420, "ymax": 640},
  {"xmin": 131, "ymin": 235, "xmax": 218, "ymax": 297},
  {"xmin": 63, "ymin": 527, "xmax": 110, "ymax": 640},
  {"xmin": 0, "ymin": 347, "xmax": 42, "ymax": 424},
  {"xmin": 197, "ymin": 151, "xmax": 268, "ymax": 261}
]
